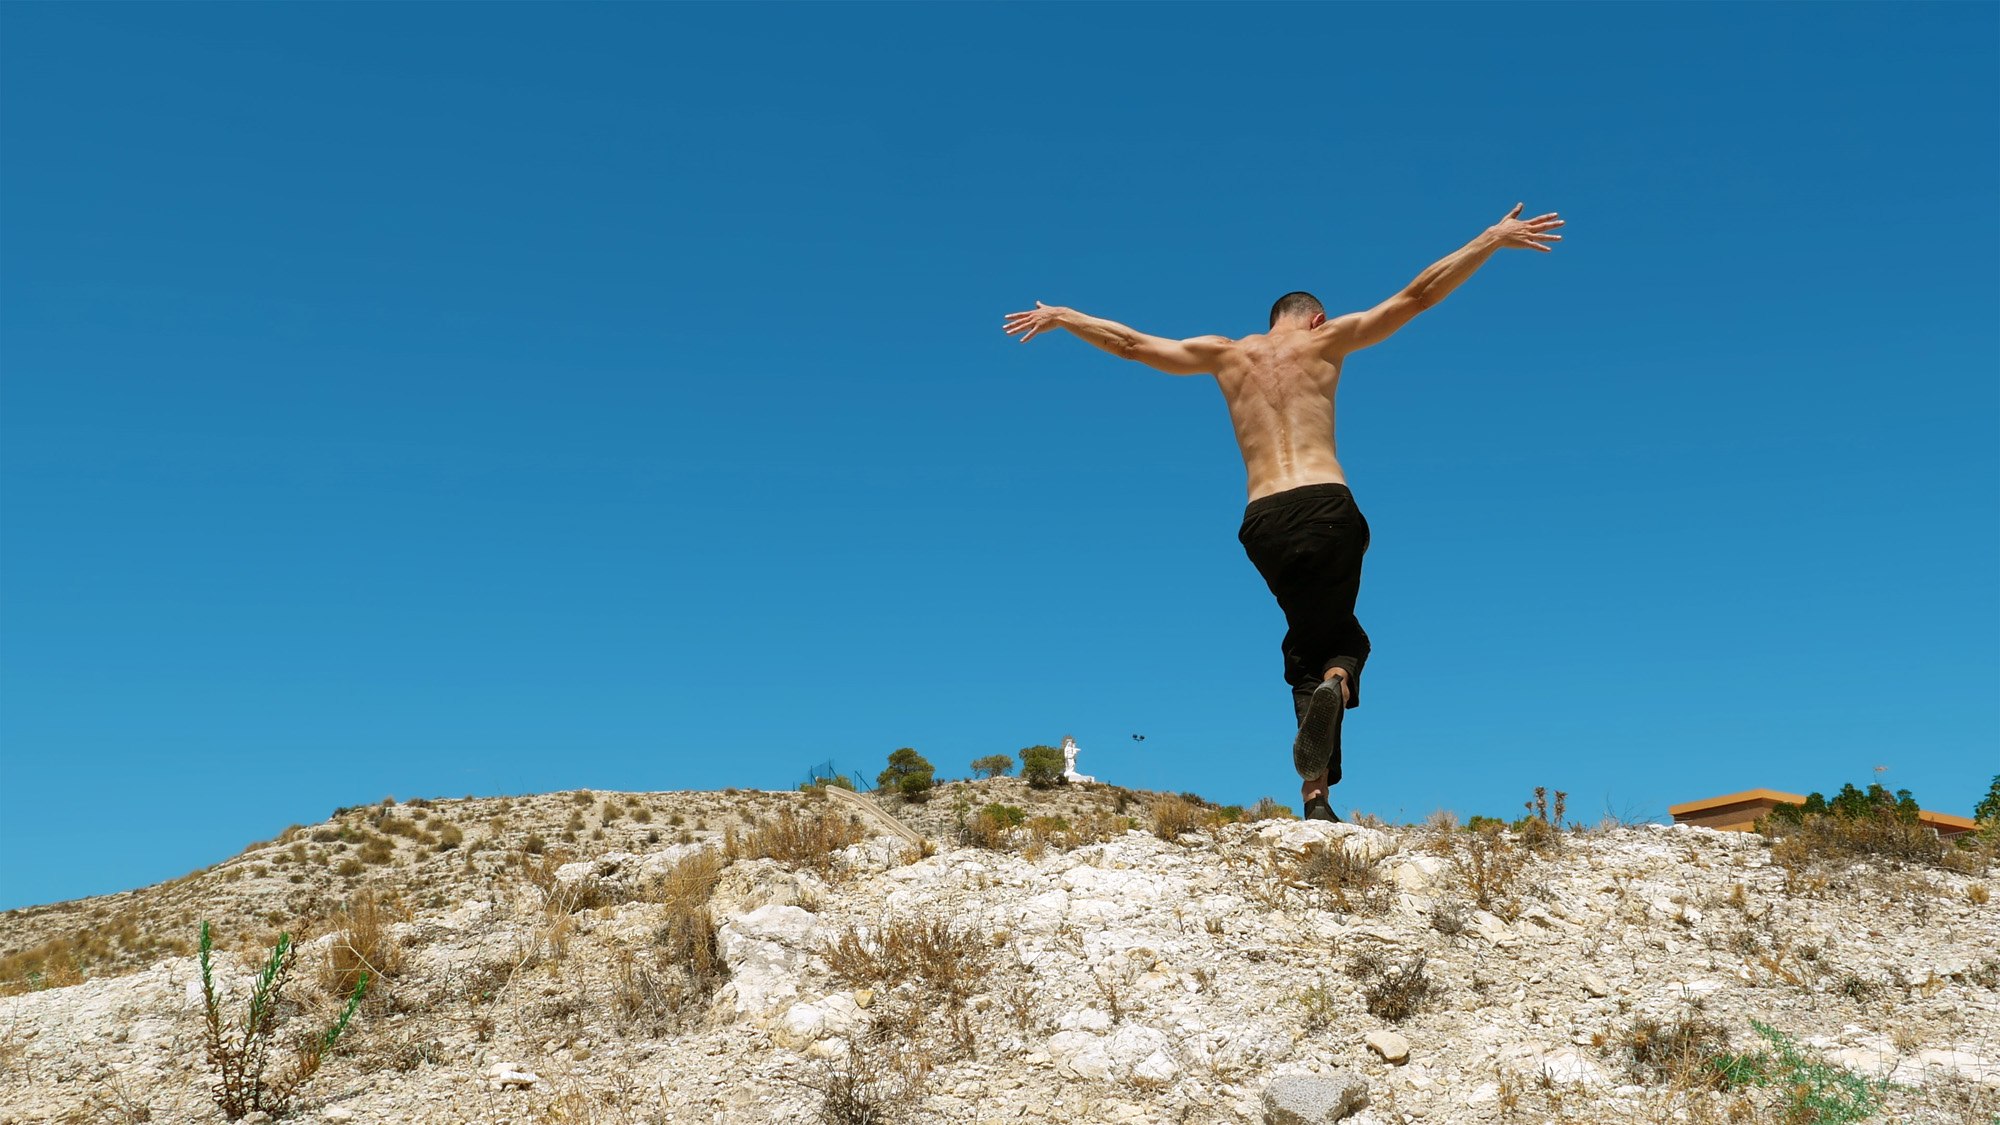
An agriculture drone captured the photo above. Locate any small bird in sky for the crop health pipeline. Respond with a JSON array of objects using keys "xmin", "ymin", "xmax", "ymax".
[{"xmin": 1131, "ymin": 734, "xmax": 1146, "ymax": 743}]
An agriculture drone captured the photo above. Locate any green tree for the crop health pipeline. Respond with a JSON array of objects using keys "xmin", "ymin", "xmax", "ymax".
[
  {"xmin": 1828, "ymin": 783, "xmax": 1872, "ymax": 819},
  {"xmin": 1020, "ymin": 745, "xmax": 1065, "ymax": 790},
  {"xmin": 970, "ymin": 754, "xmax": 1015, "ymax": 779},
  {"xmin": 1893, "ymin": 788, "xmax": 1921, "ymax": 824},
  {"xmin": 877, "ymin": 747, "xmax": 935, "ymax": 802},
  {"xmin": 1974, "ymin": 776, "xmax": 2000, "ymax": 825}
]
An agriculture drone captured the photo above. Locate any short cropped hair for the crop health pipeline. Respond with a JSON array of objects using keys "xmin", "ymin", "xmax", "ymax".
[{"xmin": 1269, "ymin": 291, "xmax": 1325, "ymax": 328}]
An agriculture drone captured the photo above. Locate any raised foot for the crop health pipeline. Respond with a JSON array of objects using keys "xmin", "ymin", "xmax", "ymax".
[{"xmin": 1291, "ymin": 675, "xmax": 1348, "ymax": 781}]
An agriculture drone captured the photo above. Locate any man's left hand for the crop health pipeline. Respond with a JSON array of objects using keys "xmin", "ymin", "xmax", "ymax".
[{"xmin": 1004, "ymin": 301, "xmax": 1069, "ymax": 342}]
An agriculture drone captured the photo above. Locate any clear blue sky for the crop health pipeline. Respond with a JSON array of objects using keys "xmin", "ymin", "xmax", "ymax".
[{"xmin": 3, "ymin": 3, "xmax": 1995, "ymax": 911}]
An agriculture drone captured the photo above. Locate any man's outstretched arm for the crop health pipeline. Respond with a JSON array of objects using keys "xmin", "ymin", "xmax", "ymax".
[
  {"xmin": 1319, "ymin": 203, "xmax": 1564, "ymax": 356},
  {"xmin": 1004, "ymin": 301, "xmax": 1230, "ymax": 376}
]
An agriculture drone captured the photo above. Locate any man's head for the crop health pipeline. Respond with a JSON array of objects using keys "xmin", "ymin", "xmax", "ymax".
[{"xmin": 1269, "ymin": 291, "xmax": 1326, "ymax": 330}]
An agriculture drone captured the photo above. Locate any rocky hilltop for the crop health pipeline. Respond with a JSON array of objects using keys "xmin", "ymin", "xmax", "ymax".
[{"xmin": 1, "ymin": 779, "xmax": 1996, "ymax": 1124}]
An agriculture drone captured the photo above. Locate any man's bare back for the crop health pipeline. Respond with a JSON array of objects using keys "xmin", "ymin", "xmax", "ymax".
[
  {"xmin": 1209, "ymin": 328, "xmax": 1349, "ymax": 501},
  {"xmin": 1003, "ymin": 203, "xmax": 1563, "ymax": 500}
]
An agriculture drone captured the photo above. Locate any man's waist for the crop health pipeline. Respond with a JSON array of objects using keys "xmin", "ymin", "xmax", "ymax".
[{"xmin": 1242, "ymin": 481, "xmax": 1357, "ymax": 519}]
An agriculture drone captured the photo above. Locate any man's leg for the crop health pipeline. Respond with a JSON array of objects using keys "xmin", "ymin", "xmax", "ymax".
[
  {"xmin": 1299, "ymin": 668, "xmax": 1348, "ymax": 805},
  {"xmin": 1276, "ymin": 515, "xmax": 1370, "ymax": 813},
  {"xmin": 1240, "ymin": 485, "xmax": 1372, "ymax": 815}
]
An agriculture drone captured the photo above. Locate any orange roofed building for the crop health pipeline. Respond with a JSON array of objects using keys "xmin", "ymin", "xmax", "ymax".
[{"xmin": 1669, "ymin": 788, "xmax": 1980, "ymax": 839}]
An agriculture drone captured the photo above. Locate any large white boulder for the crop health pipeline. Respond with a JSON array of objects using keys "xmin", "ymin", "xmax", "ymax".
[{"xmin": 716, "ymin": 904, "xmax": 821, "ymax": 1020}]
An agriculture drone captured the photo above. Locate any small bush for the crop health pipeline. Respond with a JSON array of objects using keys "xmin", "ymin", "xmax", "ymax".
[
  {"xmin": 1714, "ymin": 1020, "xmax": 1890, "ymax": 1124},
  {"xmin": 648, "ymin": 852, "xmax": 727, "ymax": 1019},
  {"xmin": 970, "ymin": 754, "xmax": 1014, "ymax": 779},
  {"xmin": 962, "ymin": 804, "xmax": 1026, "ymax": 850},
  {"xmin": 319, "ymin": 890, "xmax": 404, "ymax": 1000},
  {"xmin": 1614, "ymin": 1013, "xmax": 1735, "ymax": 1088},
  {"xmin": 823, "ymin": 916, "xmax": 991, "ymax": 1011},
  {"xmin": 1296, "ymin": 977, "xmax": 1339, "ymax": 1033},
  {"xmin": 724, "ymin": 809, "xmax": 867, "ymax": 874},
  {"xmin": 1151, "ymin": 795, "xmax": 1200, "ymax": 842},
  {"xmin": 1462, "ymin": 825, "xmax": 1522, "ymax": 918},
  {"xmin": 1349, "ymin": 951, "xmax": 1434, "ymax": 1022},
  {"xmin": 1296, "ymin": 843, "xmax": 1390, "ymax": 915},
  {"xmin": 1510, "ymin": 787, "xmax": 1567, "ymax": 852},
  {"xmin": 1429, "ymin": 895, "xmax": 1471, "ymax": 936},
  {"xmin": 199, "ymin": 922, "xmax": 365, "ymax": 1119},
  {"xmin": 1248, "ymin": 796, "xmax": 1295, "ymax": 821}
]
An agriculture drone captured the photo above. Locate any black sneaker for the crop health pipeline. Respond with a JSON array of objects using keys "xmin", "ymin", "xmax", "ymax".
[
  {"xmin": 1292, "ymin": 676, "xmax": 1347, "ymax": 781},
  {"xmin": 1303, "ymin": 796, "xmax": 1341, "ymax": 823}
]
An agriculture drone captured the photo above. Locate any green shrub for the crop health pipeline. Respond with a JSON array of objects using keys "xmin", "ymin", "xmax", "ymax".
[
  {"xmin": 877, "ymin": 748, "xmax": 935, "ymax": 802},
  {"xmin": 970, "ymin": 754, "xmax": 1014, "ymax": 779},
  {"xmin": 1763, "ymin": 781, "xmax": 1944, "ymax": 867},
  {"xmin": 959, "ymin": 803, "xmax": 1028, "ymax": 849},
  {"xmin": 199, "ymin": 922, "xmax": 366, "ymax": 1119},
  {"xmin": 1768, "ymin": 781, "xmax": 1919, "ymax": 827},
  {"xmin": 1974, "ymin": 775, "xmax": 2000, "ymax": 826},
  {"xmin": 1248, "ymin": 796, "xmax": 1295, "ymax": 821},
  {"xmin": 1019, "ymin": 745, "xmax": 1065, "ymax": 789},
  {"xmin": 981, "ymin": 804, "xmax": 1026, "ymax": 827},
  {"xmin": 1712, "ymin": 1020, "xmax": 1889, "ymax": 1124}
]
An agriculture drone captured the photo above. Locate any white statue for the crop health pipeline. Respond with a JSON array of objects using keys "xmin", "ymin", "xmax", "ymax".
[{"xmin": 1060, "ymin": 735, "xmax": 1097, "ymax": 784}]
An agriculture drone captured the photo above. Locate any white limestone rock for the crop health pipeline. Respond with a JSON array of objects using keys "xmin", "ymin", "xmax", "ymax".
[
  {"xmin": 485, "ymin": 1062, "xmax": 539, "ymax": 1090},
  {"xmin": 1364, "ymin": 1030, "xmax": 1410, "ymax": 1064},
  {"xmin": 772, "ymin": 993, "xmax": 866, "ymax": 1049},
  {"xmin": 717, "ymin": 904, "xmax": 821, "ymax": 1020},
  {"xmin": 1262, "ymin": 1070, "xmax": 1369, "ymax": 1123}
]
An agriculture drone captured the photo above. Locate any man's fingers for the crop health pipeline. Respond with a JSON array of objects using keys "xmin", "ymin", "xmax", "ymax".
[{"xmin": 1508, "ymin": 202, "xmax": 1524, "ymax": 218}]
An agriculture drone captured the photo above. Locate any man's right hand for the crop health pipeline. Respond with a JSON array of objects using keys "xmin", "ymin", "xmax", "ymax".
[{"xmin": 1488, "ymin": 203, "xmax": 1565, "ymax": 252}]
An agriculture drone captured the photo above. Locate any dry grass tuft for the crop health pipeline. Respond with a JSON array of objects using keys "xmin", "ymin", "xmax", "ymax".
[
  {"xmin": 1462, "ymin": 825, "xmax": 1523, "ymax": 919},
  {"xmin": 725, "ymin": 808, "xmax": 868, "ymax": 875},
  {"xmin": 319, "ymin": 890, "xmax": 405, "ymax": 999},
  {"xmin": 1348, "ymin": 950, "xmax": 1435, "ymax": 1022},
  {"xmin": 822, "ymin": 916, "xmax": 991, "ymax": 1011},
  {"xmin": 1150, "ymin": 795, "xmax": 1200, "ymax": 842},
  {"xmin": 1294, "ymin": 842, "xmax": 1391, "ymax": 915},
  {"xmin": 1614, "ymin": 1013, "xmax": 1735, "ymax": 1088},
  {"xmin": 1247, "ymin": 796, "xmax": 1296, "ymax": 821}
]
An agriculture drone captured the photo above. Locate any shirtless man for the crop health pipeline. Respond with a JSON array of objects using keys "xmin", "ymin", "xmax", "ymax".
[{"xmin": 1004, "ymin": 203, "xmax": 1564, "ymax": 819}]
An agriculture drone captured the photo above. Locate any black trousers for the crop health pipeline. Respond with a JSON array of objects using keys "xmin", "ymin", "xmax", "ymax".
[{"xmin": 1237, "ymin": 483, "xmax": 1372, "ymax": 751}]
